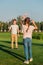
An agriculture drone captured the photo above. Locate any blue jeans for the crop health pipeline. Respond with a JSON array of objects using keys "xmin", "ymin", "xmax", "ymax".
[{"xmin": 23, "ymin": 38, "xmax": 32, "ymax": 60}]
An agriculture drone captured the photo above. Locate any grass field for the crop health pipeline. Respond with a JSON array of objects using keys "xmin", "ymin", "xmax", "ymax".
[{"xmin": 0, "ymin": 32, "xmax": 43, "ymax": 65}]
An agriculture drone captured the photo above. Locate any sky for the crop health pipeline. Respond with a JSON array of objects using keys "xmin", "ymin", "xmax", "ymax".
[{"xmin": 0, "ymin": 0, "xmax": 43, "ymax": 22}]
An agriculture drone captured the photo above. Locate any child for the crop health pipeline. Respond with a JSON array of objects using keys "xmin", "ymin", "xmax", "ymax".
[
  {"xmin": 21, "ymin": 16, "xmax": 38, "ymax": 64},
  {"xmin": 9, "ymin": 19, "xmax": 19, "ymax": 49}
]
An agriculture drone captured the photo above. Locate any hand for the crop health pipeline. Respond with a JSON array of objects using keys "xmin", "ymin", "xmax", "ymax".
[{"xmin": 22, "ymin": 15, "xmax": 27, "ymax": 20}]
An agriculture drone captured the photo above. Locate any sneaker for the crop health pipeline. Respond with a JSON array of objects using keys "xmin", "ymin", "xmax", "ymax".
[
  {"xmin": 24, "ymin": 60, "xmax": 29, "ymax": 64},
  {"xmin": 30, "ymin": 58, "xmax": 33, "ymax": 62}
]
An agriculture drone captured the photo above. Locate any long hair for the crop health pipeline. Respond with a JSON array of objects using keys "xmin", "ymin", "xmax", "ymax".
[{"xmin": 24, "ymin": 17, "xmax": 30, "ymax": 32}]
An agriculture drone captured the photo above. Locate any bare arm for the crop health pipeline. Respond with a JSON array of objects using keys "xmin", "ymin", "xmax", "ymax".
[
  {"xmin": 20, "ymin": 21, "xmax": 23, "ymax": 26},
  {"xmin": 17, "ymin": 27, "xmax": 19, "ymax": 34},
  {"xmin": 17, "ymin": 26, "xmax": 20, "ymax": 37},
  {"xmin": 31, "ymin": 20, "xmax": 38, "ymax": 30},
  {"xmin": 20, "ymin": 15, "xmax": 27, "ymax": 25},
  {"xmin": 8, "ymin": 26, "xmax": 12, "ymax": 32}
]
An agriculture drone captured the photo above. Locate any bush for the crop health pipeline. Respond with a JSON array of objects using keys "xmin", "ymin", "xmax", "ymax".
[{"xmin": 32, "ymin": 32, "xmax": 43, "ymax": 40}]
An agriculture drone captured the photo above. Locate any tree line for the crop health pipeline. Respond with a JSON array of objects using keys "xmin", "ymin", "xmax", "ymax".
[{"xmin": 0, "ymin": 16, "xmax": 43, "ymax": 32}]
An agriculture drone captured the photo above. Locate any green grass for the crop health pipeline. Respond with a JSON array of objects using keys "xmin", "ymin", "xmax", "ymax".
[{"xmin": 0, "ymin": 32, "xmax": 43, "ymax": 65}]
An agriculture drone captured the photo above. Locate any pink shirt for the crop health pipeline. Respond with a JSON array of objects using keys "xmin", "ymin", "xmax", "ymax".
[{"xmin": 22, "ymin": 25, "xmax": 35, "ymax": 39}]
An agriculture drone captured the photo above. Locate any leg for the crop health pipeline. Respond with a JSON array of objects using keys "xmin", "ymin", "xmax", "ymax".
[
  {"xmin": 29, "ymin": 39, "xmax": 32, "ymax": 59},
  {"xmin": 11, "ymin": 34, "xmax": 14, "ymax": 49},
  {"xmin": 23, "ymin": 39, "xmax": 29, "ymax": 61},
  {"xmin": 15, "ymin": 34, "xmax": 18, "ymax": 48}
]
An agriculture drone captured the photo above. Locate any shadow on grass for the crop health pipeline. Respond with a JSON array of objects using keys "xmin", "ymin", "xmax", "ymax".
[
  {"xmin": 18, "ymin": 42, "xmax": 23, "ymax": 45},
  {"xmin": 32, "ymin": 43, "xmax": 43, "ymax": 47},
  {"xmin": 1, "ymin": 40, "xmax": 43, "ymax": 47},
  {"xmin": 0, "ymin": 46, "xmax": 25, "ymax": 62},
  {"xmin": 0, "ymin": 39, "xmax": 43, "ymax": 47},
  {"xmin": 0, "ymin": 40, "xmax": 23, "ymax": 50},
  {"xmin": 0, "ymin": 44, "xmax": 11, "ymax": 49},
  {"xmin": 0, "ymin": 40, "xmax": 23, "ymax": 45},
  {"xmin": 0, "ymin": 40, "xmax": 11, "ymax": 44}
]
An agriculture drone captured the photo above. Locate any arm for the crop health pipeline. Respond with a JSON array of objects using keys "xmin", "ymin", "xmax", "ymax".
[
  {"xmin": 20, "ymin": 21, "xmax": 23, "ymax": 26},
  {"xmin": 31, "ymin": 20, "xmax": 38, "ymax": 30},
  {"xmin": 17, "ymin": 28, "xmax": 19, "ymax": 34},
  {"xmin": 20, "ymin": 15, "xmax": 27, "ymax": 25},
  {"xmin": 8, "ymin": 26, "xmax": 12, "ymax": 32},
  {"xmin": 17, "ymin": 26, "xmax": 20, "ymax": 36}
]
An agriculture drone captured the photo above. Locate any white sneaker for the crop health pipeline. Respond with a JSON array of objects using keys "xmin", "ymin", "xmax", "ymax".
[
  {"xmin": 30, "ymin": 58, "xmax": 33, "ymax": 62},
  {"xmin": 24, "ymin": 60, "xmax": 29, "ymax": 64}
]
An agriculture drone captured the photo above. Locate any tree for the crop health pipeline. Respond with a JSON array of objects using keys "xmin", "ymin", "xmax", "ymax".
[
  {"xmin": 40, "ymin": 22, "xmax": 43, "ymax": 31},
  {"xmin": 17, "ymin": 16, "xmax": 22, "ymax": 30}
]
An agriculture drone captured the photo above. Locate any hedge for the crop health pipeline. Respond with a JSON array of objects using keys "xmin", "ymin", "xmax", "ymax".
[{"xmin": 32, "ymin": 32, "xmax": 43, "ymax": 40}]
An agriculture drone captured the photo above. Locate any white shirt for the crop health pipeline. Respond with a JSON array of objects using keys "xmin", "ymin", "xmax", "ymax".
[
  {"xmin": 22, "ymin": 25, "xmax": 35, "ymax": 39},
  {"xmin": 10, "ymin": 25, "xmax": 19, "ymax": 34}
]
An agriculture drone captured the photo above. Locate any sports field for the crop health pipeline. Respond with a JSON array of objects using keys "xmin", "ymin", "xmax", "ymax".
[{"xmin": 0, "ymin": 32, "xmax": 43, "ymax": 65}]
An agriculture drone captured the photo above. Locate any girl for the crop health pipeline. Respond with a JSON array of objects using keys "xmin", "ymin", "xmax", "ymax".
[{"xmin": 21, "ymin": 17, "xmax": 38, "ymax": 64}]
